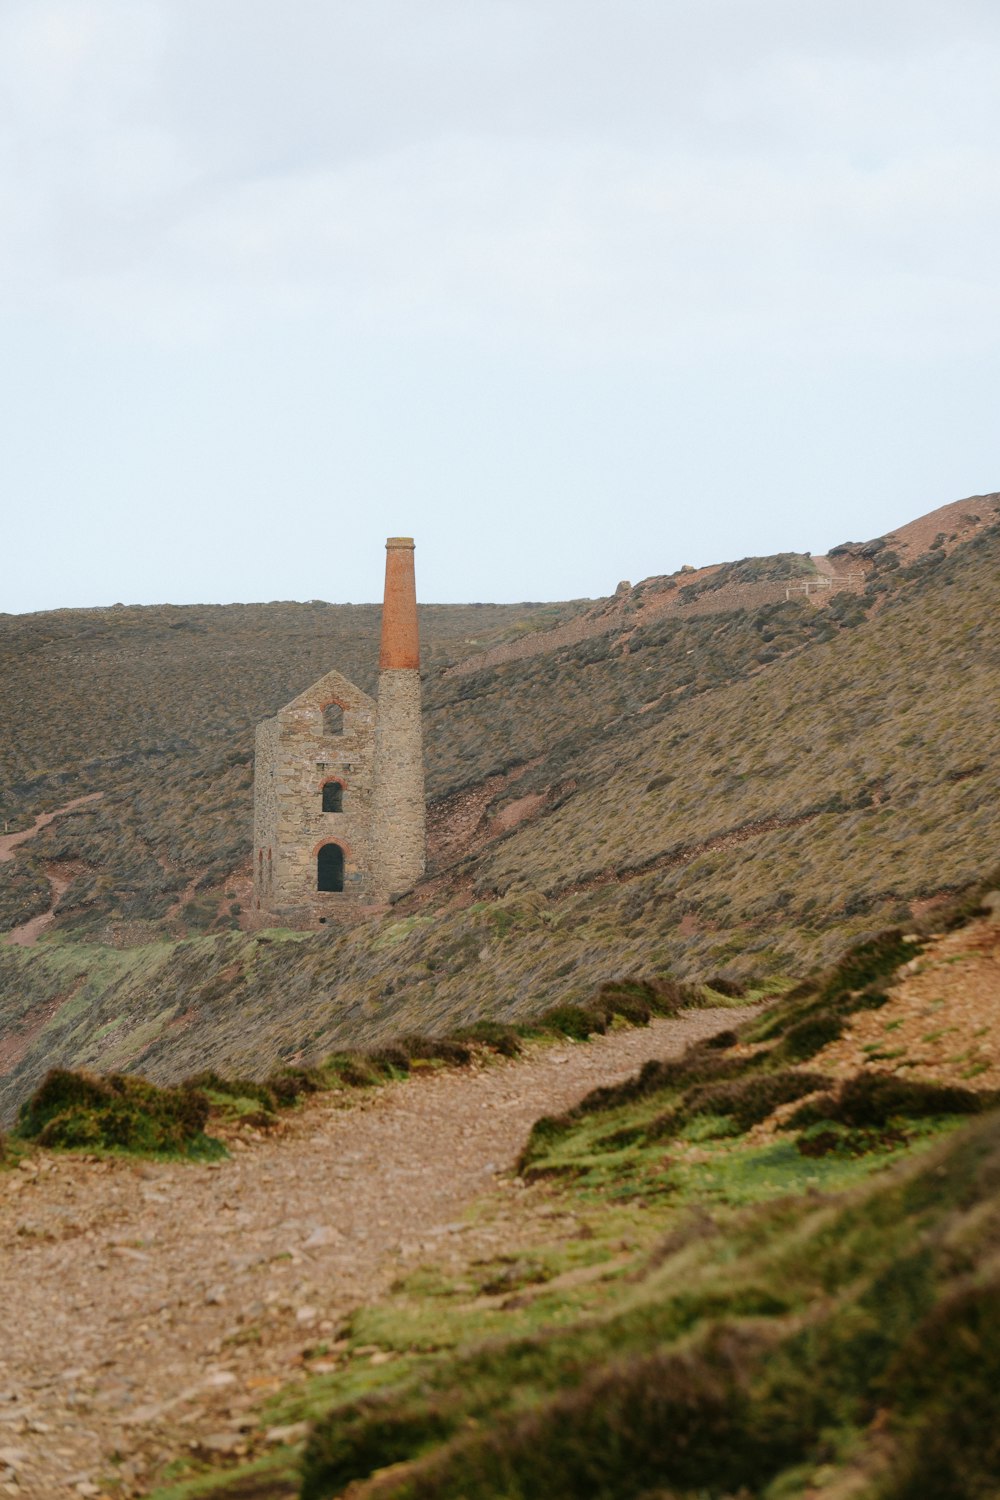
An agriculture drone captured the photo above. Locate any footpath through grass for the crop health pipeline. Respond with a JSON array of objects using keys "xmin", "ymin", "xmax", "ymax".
[
  {"xmin": 1, "ymin": 973, "xmax": 744, "ymax": 1164},
  {"xmin": 137, "ymin": 882, "xmax": 1000, "ymax": 1499}
]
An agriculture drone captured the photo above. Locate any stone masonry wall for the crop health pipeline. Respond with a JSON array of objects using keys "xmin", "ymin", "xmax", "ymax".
[
  {"xmin": 372, "ymin": 667, "xmax": 425, "ymax": 900},
  {"xmin": 253, "ymin": 670, "xmax": 376, "ymax": 926},
  {"xmin": 252, "ymin": 716, "xmax": 281, "ymax": 911}
]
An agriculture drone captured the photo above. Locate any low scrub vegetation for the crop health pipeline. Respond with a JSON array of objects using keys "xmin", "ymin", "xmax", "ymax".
[
  {"xmin": 159, "ymin": 920, "xmax": 1000, "ymax": 1499},
  {"xmin": 517, "ymin": 917, "xmax": 996, "ymax": 1175},
  {"xmin": 292, "ymin": 1127, "xmax": 1000, "ymax": 1500},
  {"xmin": 15, "ymin": 1068, "xmax": 217, "ymax": 1157},
  {"xmin": 6, "ymin": 990, "xmax": 725, "ymax": 1158}
]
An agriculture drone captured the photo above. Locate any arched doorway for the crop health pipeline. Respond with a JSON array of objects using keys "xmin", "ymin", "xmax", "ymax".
[{"xmin": 317, "ymin": 843, "xmax": 345, "ymax": 892}]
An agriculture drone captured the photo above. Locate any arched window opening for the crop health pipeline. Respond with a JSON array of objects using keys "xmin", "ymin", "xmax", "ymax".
[
  {"xmin": 317, "ymin": 843, "xmax": 345, "ymax": 893},
  {"xmin": 322, "ymin": 781, "xmax": 343, "ymax": 813},
  {"xmin": 322, "ymin": 703, "xmax": 344, "ymax": 736}
]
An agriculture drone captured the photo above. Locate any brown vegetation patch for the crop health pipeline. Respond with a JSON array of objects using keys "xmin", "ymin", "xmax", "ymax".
[
  {"xmin": 5, "ymin": 859, "xmax": 91, "ymax": 947},
  {"xmin": 488, "ymin": 791, "xmax": 548, "ymax": 836},
  {"xmin": 0, "ymin": 792, "xmax": 104, "ymax": 863},
  {"xmin": 426, "ymin": 760, "xmax": 540, "ymax": 870},
  {"xmin": 808, "ymin": 906, "xmax": 1000, "ymax": 1091},
  {"xmin": 878, "ymin": 492, "xmax": 1000, "ymax": 565},
  {"xmin": 0, "ymin": 979, "xmax": 84, "ymax": 1075}
]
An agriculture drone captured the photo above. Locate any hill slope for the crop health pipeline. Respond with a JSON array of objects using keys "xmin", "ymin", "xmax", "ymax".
[
  {"xmin": 0, "ymin": 598, "xmax": 581, "ymax": 940},
  {"xmin": 3, "ymin": 890, "xmax": 999, "ymax": 1499},
  {"xmin": 0, "ymin": 491, "xmax": 998, "ymax": 1118}
]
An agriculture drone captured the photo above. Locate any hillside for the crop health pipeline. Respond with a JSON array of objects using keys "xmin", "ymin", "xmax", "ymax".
[
  {"xmin": 0, "ymin": 491, "xmax": 998, "ymax": 1119},
  {"xmin": 0, "ymin": 598, "xmax": 582, "ymax": 941},
  {"xmin": 2, "ymin": 881, "xmax": 999, "ymax": 1498}
]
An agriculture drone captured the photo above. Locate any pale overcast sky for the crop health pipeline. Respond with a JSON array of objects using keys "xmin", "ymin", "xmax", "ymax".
[{"xmin": 2, "ymin": 0, "xmax": 998, "ymax": 612}]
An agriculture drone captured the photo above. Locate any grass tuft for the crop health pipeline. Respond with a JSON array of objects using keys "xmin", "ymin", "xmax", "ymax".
[
  {"xmin": 649, "ymin": 1069, "xmax": 831, "ymax": 1140},
  {"xmin": 788, "ymin": 1071, "xmax": 998, "ymax": 1131},
  {"xmin": 16, "ymin": 1067, "xmax": 218, "ymax": 1157}
]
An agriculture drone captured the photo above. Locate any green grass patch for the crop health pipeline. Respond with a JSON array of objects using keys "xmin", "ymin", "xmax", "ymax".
[
  {"xmin": 288, "ymin": 1110, "xmax": 1000, "ymax": 1500},
  {"xmin": 139, "ymin": 914, "xmax": 1000, "ymax": 1499}
]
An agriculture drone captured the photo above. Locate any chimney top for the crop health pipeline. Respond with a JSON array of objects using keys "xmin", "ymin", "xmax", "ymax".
[{"xmin": 379, "ymin": 536, "xmax": 420, "ymax": 670}]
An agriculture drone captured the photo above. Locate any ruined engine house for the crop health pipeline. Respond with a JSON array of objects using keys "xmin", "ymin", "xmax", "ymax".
[{"xmin": 251, "ymin": 538, "xmax": 425, "ymax": 926}]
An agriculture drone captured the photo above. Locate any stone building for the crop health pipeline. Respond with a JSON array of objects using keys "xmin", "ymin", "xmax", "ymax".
[{"xmin": 251, "ymin": 538, "xmax": 425, "ymax": 926}]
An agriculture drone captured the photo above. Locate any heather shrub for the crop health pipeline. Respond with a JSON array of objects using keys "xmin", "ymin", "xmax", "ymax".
[
  {"xmin": 595, "ymin": 981, "xmax": 653, "ymax": 1025},
  {"xmin": 301, "ymin": 1396, "xmax": 456, "ymax": 1499},
  {"xmin": 265, "ymin": 1065, "xmax": 325, "ymax": 1104},
  {"xmin": 880, "ymin": 1281, "xmax": 1000, "ymax": 1499},
  {"xmin": 536, "ymin": 1003, "xmax": 609, "ymax": 1040},
  {"xmin": 649, "ymin": 1070, "xmax": 830, "ymax": 1140},
  {"xmin": 186, "ymin": 1069, "xmax": 276, "ymax": 1112},
  {"xmin": 394, "ymin": 1033, "xmax": 473, "ymax": 1067},
  {"xmin": 324, "ymin": 1052, "xmax": 386, "ymax": 1088},
  {"xmin": 702, "ymin": 1028, "xmax": 739, "ymax": 1050},
  {"xmin": 788, "ymin": 1072, "xmax": 995, "ymax": 1131},
  {"xmin": 705, "ymin": 975, "xmax": 746, "ymax": 998},
  {"xmin": 450, "ymin": 1020, "xmax": 522, "ymax": 1056},
  {"xmin": 358, "ymin": 1044, "xmax": 412, "ymax": 1076},
  {"xmin": 777, "ymin": 1010, "xmax": 846, "ymax": 1061},
  {"xmin": 17, "ymin": 1068, "xmax": 214, "ymax": 1156}
]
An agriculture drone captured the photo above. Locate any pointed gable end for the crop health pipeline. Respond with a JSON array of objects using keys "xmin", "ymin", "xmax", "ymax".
[{"xmin": 277, "ymin": 669, "xmax": 375, "ymax": 719}]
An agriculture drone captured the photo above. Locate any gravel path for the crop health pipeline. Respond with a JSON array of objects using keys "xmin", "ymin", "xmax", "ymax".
[{"xmin": 0, "ymin": 1008, "xmax": 742, "ymax": 1497}]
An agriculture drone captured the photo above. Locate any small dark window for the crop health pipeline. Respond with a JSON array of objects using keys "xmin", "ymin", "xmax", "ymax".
[
  {"xmin": 317, "ymin": 843, "xmax": 344, "ymax": 892},
  {"xmin": 323, "ymin": 703, "xmax": 344, "ymax": 735},
  {"xmin": 322, "ymin": 782, "xmax": 343, "ymax": 813}
]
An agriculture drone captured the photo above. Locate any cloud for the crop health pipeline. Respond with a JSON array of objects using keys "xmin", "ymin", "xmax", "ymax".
[
  {"xmin": 1, "ymin": 0, "xmax": 997, "ymax": 369},
  {"xmin": 17, "ymin": 128, "xmax": 996, "ymax": 365},
  {"xmin": 0, "ymin": 0, "xmax": 164, "ymax": 125}
]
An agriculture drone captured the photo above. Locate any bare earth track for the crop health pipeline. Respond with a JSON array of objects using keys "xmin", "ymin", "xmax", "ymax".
[
  {"xmin": 0, "ymin": 1009, "xmax": 741, "ymax": 1498},
  {"xmin": 0, "ymin": 795, "xmax": 104, "ymax": 948}
]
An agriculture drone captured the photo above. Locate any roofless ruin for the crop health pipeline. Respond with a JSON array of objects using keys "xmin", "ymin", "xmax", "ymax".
[{"xmin": 251, "ymin": 538, "xmax": 426, "ymax": 926}]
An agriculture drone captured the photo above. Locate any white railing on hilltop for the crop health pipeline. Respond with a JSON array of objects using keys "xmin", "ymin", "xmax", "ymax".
[{"xmin": 784, "ymin": 573, "xmax": 866, "ymax": 600}]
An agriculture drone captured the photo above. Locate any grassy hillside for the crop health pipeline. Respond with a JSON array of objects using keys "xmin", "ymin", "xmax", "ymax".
[
  {"xmin": 1, "ymin": 497, "xmax": 999, "ymax": 1121},
  {"xmin": 291, "ymin": 1109, "xmax": 1000, "ymax": 1500},
  {"xmin": 103, "ymin": 891, "xmax": 1000, "ymax": 1500},
  {"xmin": 476, "ymin": 522, "xmax": 999, "ymax": 909},
  {"xmin": 0, "ymin": 599, "xmax": 580, "ymax": 937}
]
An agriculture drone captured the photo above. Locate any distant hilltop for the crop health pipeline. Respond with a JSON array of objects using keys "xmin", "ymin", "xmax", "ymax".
[{"xmin": 445, "ymin": 490, "xmax": 1000, "ymax": 679}]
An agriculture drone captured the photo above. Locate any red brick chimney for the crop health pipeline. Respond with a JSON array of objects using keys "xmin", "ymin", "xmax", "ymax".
[{"xmin": 379, "ymin": 537, "xmax": 420, "ymax": 670}]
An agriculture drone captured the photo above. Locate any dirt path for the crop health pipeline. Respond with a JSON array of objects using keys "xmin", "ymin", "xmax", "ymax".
[
  {"xmin": 1, "ymin": 795, "xmax": 104, "ymax": 948},
  {"xmin": 808, "ymin": 906, "xmax": 1000, "ymax": 1090},
  {"xmin": 0, "ymin": 795, "xmax": 103, "ymax": 866},
  {"xmin": 0, "ymin": 1009, "xmax": 742, "ymax": 1497},
  {"xmin": 4, "ymin": 865, "xmax": 82, "ymax": 948}
]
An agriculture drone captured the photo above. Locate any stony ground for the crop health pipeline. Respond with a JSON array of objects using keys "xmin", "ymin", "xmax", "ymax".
[
  {"xmin": 0, "ymin": 1009, "xmax": 740, "ymax": 1499},
  {"xmin": 815, "ymin": 903, "xmax": 1000, "ymax": 1088},
  {"xmin": 743, "ymin": 907, "xmax": 1000, "ymax": 1144}
]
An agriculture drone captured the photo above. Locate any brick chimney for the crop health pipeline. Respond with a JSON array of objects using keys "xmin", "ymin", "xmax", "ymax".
[
  {"xmin": 378, "ymin": 537, "xmax": 420, "ymax": 669},
  {"xmin": 372, "ymin": 537, "xmax": 425, "ymax": 899}
]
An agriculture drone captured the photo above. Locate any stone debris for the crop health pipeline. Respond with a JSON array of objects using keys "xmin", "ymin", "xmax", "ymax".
[
  {"xmin": 263, "ymin": 1421, "xmax": 309, "ymax": 1446},
  {"xmin": 0, "ymin": 1011, "xmax": 739, "ymax": 1494},
  {"xmin": 302, "ymin": 1225, "xmax": 342, "ymax": 1248}
]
